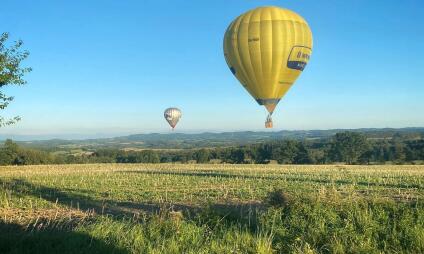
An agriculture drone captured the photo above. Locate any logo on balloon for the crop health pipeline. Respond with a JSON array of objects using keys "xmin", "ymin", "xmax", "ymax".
[{"xmin": 287, "ymin": 46, "xmax": 312, "ymax": 71}]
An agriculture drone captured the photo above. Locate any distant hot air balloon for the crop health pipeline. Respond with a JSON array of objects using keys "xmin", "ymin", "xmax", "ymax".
[
  {"xmin": 223, "ymin": 6, "xmax": 313, "ymax": 128},
  {"xmin": 164, "ymin": 107, "xmax": 182, "ymax": 130}
]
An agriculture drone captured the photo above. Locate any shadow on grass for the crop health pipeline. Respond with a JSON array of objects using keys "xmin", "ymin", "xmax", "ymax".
[
  {"xmin": 0, "ymin": 178, "xmax": 268, "ymax": 252},
  {"xmin": 0, "ymin": 221, "xmax": 127, "ymax": 254},
  {"xmin": 0, "ymin": 178, "xmax": 265, "ymax": 227}
]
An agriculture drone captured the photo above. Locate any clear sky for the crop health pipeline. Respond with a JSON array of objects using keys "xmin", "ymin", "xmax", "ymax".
[{"xmin": 0, "ymin": 0, "xmax": 423, "ymax": 139}]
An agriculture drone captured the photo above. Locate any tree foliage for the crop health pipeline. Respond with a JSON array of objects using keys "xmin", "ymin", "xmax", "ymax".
[
  {"xmin": 1, "ymin": 132, "xmax": 424, "ymax": 166},
  {"xmin": 327, "ymin": 132, "xmax": 369, "ymax": 164},
  {"xmin": 0, "ymin": 139, "xmax": 52, "ymax": 165},
  {"xmin": 194, "ymin": 149, "xmax": 210, "ymax": 163},
  {"xmin": 0, "ymin": 32, "xmax": 31, "ymax": 126}
]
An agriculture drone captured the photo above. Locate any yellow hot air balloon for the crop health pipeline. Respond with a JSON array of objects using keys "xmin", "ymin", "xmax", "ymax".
[{"xmin": 223, "ymin": 6, "xmax": 313, "ymax": 128}]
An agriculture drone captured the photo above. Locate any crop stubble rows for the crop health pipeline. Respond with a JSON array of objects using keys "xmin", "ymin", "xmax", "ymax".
[{"xmin": 1, "ymin": 164, "xmax": 422, "ymax": 217}]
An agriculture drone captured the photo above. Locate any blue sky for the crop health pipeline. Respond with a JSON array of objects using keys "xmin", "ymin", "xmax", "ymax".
[{"xmin": 0, "ymin": 0, "xmax": 423, "ymax": 138}]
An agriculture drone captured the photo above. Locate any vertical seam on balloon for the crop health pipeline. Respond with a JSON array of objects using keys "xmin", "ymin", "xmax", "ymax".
[
  {"xmin": 284, "ymin": 12, "xmax": 292, "ymax": 97},
  {"xmin": 287, "ymin": 19, "xmax": 297, "ymax": 90},
  {"xmin": 269, "ymin": 8, "xmax": 274, "ymax": 99},
  {"xmin": 237, "ymin": 13, "xmax": 253, "ymax": 91},
  {"xmin": 233, "ymin": 18, "xmax": 250, "ymax": 87},
  {"xmin": 224, "ymin": 22, "xmax": 238, "ymax": 79},
  {"xmin": 244, "ymin": 11, "xmax": 260, "ymax": 99},
  {"xmin": 232, "ymin": 16, "xmax": 250, "ymax": 87},
  {"xmin": 307, "ymin": 22, "xmax": 313, "ymax": 56},
  {"xmin": 223, "ymin": 25, "xmax": 231, "ymax": 67},
  {"xmin": 256, "ymin": 8, "xmax": 264, "ymax": 99},
  {"xmin": 276, "ymin": 10, "xmax": 290, "ymax": 99},
  {"xmin": 269, "ymin": 8, "xmax": 278, "ymax": 99},
  {"xmin": 289, "ymin": 11, "xmax": 294, "ymax": 71},
  {"xmin": 271, "ymin": 10, "xmax": 281, "ymax": 97}
]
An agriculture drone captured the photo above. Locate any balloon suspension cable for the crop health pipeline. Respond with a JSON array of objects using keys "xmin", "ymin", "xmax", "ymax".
[{"xmin": 265, "ymin": 114, "xmax": 273, "ymax": 128}]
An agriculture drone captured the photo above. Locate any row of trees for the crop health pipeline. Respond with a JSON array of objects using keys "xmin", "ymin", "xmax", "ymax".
[
  {"xmin": 0, "ymin": 139, "xmax": 53, "ymax": 165},
  {"xmin": 1, "ymin": 132, "xmax": 424, "ymax": 166}
]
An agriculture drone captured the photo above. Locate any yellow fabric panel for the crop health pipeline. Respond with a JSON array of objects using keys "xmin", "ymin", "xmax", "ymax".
[{"xmin": 223, "ymin": 6, "xmax": 313, "ymax": 112}]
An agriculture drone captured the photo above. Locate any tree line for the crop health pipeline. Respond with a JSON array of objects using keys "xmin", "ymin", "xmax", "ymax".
[{"xmin": 1, "ymin": 132, "xmax": 424, "ymax": 166}]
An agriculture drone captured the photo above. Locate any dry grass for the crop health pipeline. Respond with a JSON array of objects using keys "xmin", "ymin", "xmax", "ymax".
[{"xmin": 0, "ymin": 164, "xmax": 423, "ymax": 253}]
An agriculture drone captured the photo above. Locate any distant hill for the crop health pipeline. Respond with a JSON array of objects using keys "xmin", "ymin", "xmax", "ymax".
[{"xmin": 7, "ymin": 127, "xmax": 424, "ymax": 151}]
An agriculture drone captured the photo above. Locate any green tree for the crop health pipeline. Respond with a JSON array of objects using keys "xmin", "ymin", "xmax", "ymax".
[
  {"xmin": 255, "ymin": 143, "xmax": 273, "ymax": 164},
  {"xmin": 308, "ymin": 149, "xmax": 326, "ymax": 164},
  {"xmin": 13, "ymin": 148, "xmax": 53, "ymax": 165},
  {"xmin": 0, "ymin": 32, "xmax": 31, "ymax": 126},
  {"xmin": 327, "ymin": 132, "xmax": 369, "ymax": 164},
  {"xmin": 140, "ymin": 150, "xmax": 160, "ymax": 163},
  {"xmin": 375, "ymin": 145, "xmax": 386, "ymax": 163},
  {"xmin": 272, "ymin": 141, "xmax": 297, "ymax": 164},
  {"xmin": 272, "ymin": 140, "xmax": 312, "ymax": 164},
  {"xmin": 391, "ymin": 141, "xmax": 406, "ymax": 164},
  {"xmin": 358, "ymin": 149, "xmax": 373, "ymax": 164},
  {"xmin": 194, "ymin": 149, "xmax": 210, "ymax": 163},
  {"xmin": 0, "ymin": 139, "xmax": 18, "ymax": 165},
  {"xmin": 229, "ymin": 148, "xmax": 246, "ymax": 164}
]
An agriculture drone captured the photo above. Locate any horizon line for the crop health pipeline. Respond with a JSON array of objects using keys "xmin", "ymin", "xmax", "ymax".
[{"xmin": 0, "ymin": 126, "xmax": 423, "ymax": 142}]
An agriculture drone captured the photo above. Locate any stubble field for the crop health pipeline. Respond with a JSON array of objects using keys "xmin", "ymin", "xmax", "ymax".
[{"xmin": 0, "ymin": 164, "xmax": 423, "ymax": 253}]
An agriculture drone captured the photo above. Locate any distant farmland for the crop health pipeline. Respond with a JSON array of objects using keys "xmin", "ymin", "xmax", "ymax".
[{"xmin": 1, "ymin": 164, "xmax": 423, "ymax": 253}]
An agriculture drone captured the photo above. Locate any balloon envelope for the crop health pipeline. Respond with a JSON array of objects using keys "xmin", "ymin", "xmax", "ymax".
[
  {"xmin": 164, "ymin": 108, "xmax": 182, "ymax": 129},
  {"xmin": 223, "ymin": 6, "xmax": 313, "ymax": 116}
]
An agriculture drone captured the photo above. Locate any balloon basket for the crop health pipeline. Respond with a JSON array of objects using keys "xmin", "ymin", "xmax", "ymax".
[{"xmin": 265, "ymin": 115, "xmax": 273, "ymax": 128}]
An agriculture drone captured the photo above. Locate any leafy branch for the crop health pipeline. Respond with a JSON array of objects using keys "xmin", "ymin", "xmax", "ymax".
[{"xmin": 0, "ymin": 32, "xmax": 31, "ymax": 126}]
